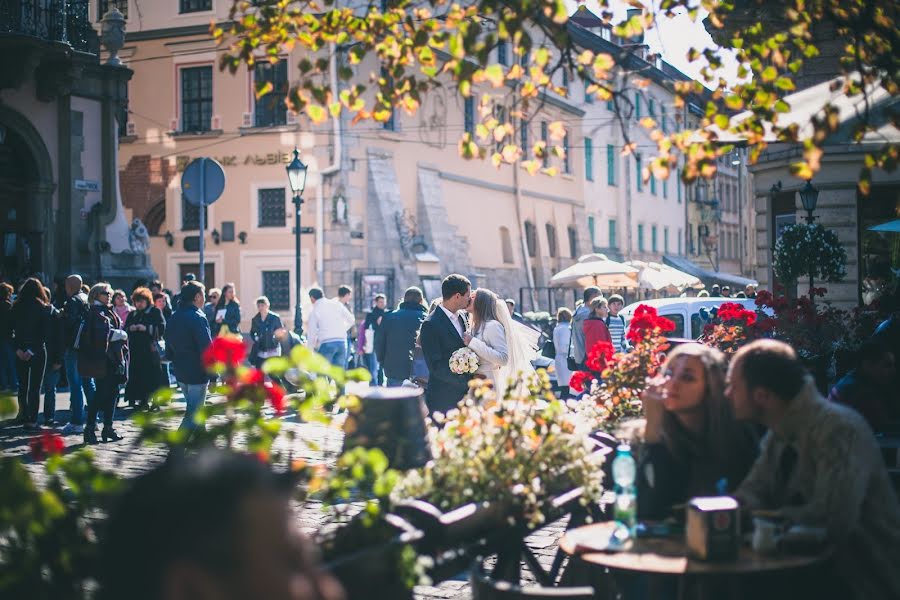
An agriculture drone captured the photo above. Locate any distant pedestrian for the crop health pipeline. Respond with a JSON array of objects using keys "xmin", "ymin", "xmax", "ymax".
[
  {"xmin": 337, "ymin": 285, "xmax": 354, "ymax": 368},
  {"xmin": 711, "ymin": 284, "xmax": 721, "ymax": 297},
  {"xmin": 584, "ymin": 296, "xmax": 613, "ymax": 355},
  {"xmin": 306, "ymin": 287, "xmax": 354, "ymax": 368},
  {"xmin": 79, "ymin": 282, "xmax": 128, "ymax": 444},
  {"xmin": 0, "ymin": 282, "xmax": 17, "ymax": 393},
  {"xmin": 112, "ymin": 289, "xmax": 134, "ymax": 324},
  {"xmin": 362, "ymin": 294, "xmax": 387, "ymax": 384},
  {"xmin": 606, "ymin": 294, "xmax": 628, "ymax": 352},
  {"xmin": 165, "ymin": 281, "xmax": 213, "ymax": 435},
  {"xmin": 149, "ymin": 280, "xmax": 173, "ymax": 320},
  {"xmin": 721, "ymin": 286, "xmax": 732, "ymax": 298},
  {"xmin": 828, "ymin": 338, "xmax": 898, "ymax": 432},
  {"xmin": 567, "ymin": 286, "xmax": 602, "ymax": 371},
  {"xmin": 744, "ymin": 284, "xmax": 757, "ymax": 299},
  {"xmin": 124, "ymin": 287, "xmax": 166, "ymax": 408},
  {"xmin": 60, "ymin": 274, "xmax": 95, "ymax": 435},
  {"xmin": 553, "ymin": 307, "xmax": 573, "ymax": 397},
  {"xmin": 249, "ymin": 296, "xmax": 284, "ymax": 369},
  {"xmin": 10, "ymin": 278, "xmax": 53, "ymax": 431},
  {"xmin": 203, "ymin": 287, "xmax": 221, "ymax": 325},
  {"xmin": 505, "ymin": 298, "xmax": 527, "ymax": 324},
  {"xmin": 213, "ymin": 283, "xmax": 242, "ymax": 336},
  {"xmin": 375, "ymin": 287, "xmax": 427, "ymax": 386},
  {"xmin": 40, "ymin": 296, "xmax": 65, "ymax": 427}
]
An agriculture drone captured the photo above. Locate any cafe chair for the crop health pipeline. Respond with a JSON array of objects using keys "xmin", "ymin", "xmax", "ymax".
[{"xmin": 470, "ymin": 560, "xmax": 596, "ymax": 600}]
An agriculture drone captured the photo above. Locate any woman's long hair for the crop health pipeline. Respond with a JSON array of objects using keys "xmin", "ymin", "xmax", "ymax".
[
  {"xmin": 14, "ymin": 278, "xmax": 49, "ymax": 306},
  {"xmin": 215, "ymin": 283, "xmax": 239, "ymax": 310},
  {"xmin": 660, "ymin": 344, "xmax": 755, "ymax": 475},
  {"xmin": 471, "ymin": 289, "xmax": 500, "ymax": 335}
]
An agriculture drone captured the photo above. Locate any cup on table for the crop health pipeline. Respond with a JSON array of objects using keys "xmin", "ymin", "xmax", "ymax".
[{"xmin": 752, "ymin": 518, "xmax": 780, "ymax": 554}]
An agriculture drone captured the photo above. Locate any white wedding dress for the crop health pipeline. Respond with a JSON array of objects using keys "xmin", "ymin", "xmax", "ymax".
[{"xmin": 468, "ymin": 320, "xmax": 510, "ymax": 396}]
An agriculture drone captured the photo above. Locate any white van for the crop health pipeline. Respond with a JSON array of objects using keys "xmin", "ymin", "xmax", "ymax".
[{"xmin": 619, "ymin": 297, "xmax": 763, "ymax": 340}]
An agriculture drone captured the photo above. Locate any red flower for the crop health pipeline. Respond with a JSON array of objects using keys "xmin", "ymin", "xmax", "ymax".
[
  {"xmin": 568, "ymin": 371, "xmax": 593, "ymax": 393},
  {"xmin": 625, "ymin": 305, "xmax": 675, "ymax": 343},
  {"xmin": 241, "ymin": 368, "xmax": 265, "ymax": 385},
  {"xmin": 202, "ymin": 336, "xmax": 247, "ymax": 369},
  {"xmin": 29, "ymin": 432, "xmax": 65, "ymax": 460},
  {"xmin": 585, "ymin": 341, "xmax": 615, "ymax": 372},
  {"xmin": 265, "ymin": 381, "xmax": 287, "ymax": 414}
]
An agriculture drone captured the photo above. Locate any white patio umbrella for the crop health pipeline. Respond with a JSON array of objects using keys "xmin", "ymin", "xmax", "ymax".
[
  {"xmin": 549, "ymin": 253, "xmax": 639, "ymax": 289},
  {"xmin": 625, "ymin": 260, "xmax": 703, "ymax": 292}
]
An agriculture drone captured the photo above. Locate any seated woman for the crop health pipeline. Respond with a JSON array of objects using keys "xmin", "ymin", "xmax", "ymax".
[{"xmin": 638, "ymin": 343, "xmax": 759, "ymax": 520}]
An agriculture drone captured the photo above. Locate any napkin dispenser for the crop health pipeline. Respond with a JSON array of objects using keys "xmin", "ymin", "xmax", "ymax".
[{"xmin": 686, "ymin": 496, "xmax": 740, "ymax": 561}]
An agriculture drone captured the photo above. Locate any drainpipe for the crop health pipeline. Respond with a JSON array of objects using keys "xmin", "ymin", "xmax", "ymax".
[
  {"xmin": 315, "ymin": 41, "xmax": 342, "ymax": 285},
  {"xmin": 513, "ymin": 161, "xmax": 537, "ymax": 309}
]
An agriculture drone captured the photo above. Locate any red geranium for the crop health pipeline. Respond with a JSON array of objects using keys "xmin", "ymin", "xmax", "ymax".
[
  {"xmin": 568, "ymin": 371, "xmax": 593, "ymax": 394},
  {"xmin": 585, "ymin": 341, "xmax": 615, "ymax": 372},
  {"xmin": 265, "ymin": 381, "xmax": 287, "ymax": 414},
  {"xmin": 229, "ymin": 367, "xmax": 287, "ymax": 414},
  {"xmin": 202, "ymin": 336, "xmax": 247, "ymax": 369},
  {"xmin": 625, "ymin": 304, "xmax": 675, "ymax": 343},
  {"xmin": 716, "ymin": 302, "xmax": 757, "ymax": 326},
  {"xmin": 29, "ymin": 432, "xmax": 65, "ymax": 460}
]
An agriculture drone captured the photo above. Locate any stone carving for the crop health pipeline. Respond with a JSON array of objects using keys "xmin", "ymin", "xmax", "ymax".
[
  {"xmin": 100, "ymin": 7, "xmax": 126, "ymax": 66},
  {"xmin": 394, "ymin": 209, "xmax": 418, "ymax": 259},
  {"xmin": 418, "ymin": 89, "xmax": 447, "ymax": 149},
  {"xmin": 332, "ymin": 192, "xmax": 348, "ymax": 225},
  {"xmin": 128, "ymin": 218, "xmax": 150, "ymax": 254}
]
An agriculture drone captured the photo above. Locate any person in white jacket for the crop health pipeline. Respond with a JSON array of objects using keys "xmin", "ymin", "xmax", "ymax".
[
  {"xmin": 306, "ymin": 287, "xmax": 355, "ymax": 368},
  {"xmin": 463, "ymin": 288, "xmax": 535, "ymax": 398}
]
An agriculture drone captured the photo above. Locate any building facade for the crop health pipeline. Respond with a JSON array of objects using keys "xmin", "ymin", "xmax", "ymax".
[{"xmin": 1, "ymin": 0, "xmax": 149, "ymax": 288}]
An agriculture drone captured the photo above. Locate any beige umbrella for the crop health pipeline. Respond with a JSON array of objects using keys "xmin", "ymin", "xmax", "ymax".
[
  {"xmin": 625, "ymin": 260, "xmax": 704, "ymax": 292},
  {"xmin": 549, "ymin": 253, "xmax": 639, "ymax": 289}
]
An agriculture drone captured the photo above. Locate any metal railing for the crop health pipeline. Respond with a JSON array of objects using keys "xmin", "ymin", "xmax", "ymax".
[{"xmin": 0, "ymin": 0, "xmax": 95, "ymax": 54}]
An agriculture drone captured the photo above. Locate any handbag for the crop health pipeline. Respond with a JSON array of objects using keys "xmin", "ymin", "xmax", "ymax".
[{"xmin": 364, "ymin": 326, "xmax": 375, "ymax": 354}]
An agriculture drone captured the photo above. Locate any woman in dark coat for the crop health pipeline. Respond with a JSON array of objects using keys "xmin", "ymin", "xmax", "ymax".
[
  {"xmin": 213, "ymin": 283, "xmax": 242, "ymax": 336},
  {"xmin": 79, "ymin": 283, "xmax": 128, "ymax": 444},
  {"xmin": 124, "ymin": 287, "xmax": 166, "ymax": 408},
  {"xmin": 249, "ymin": 296, "xmax": 283, "ymax": 369},
  {"xmin": 10, "ymin": 278, "xmax": 53, "ymax": 430}
]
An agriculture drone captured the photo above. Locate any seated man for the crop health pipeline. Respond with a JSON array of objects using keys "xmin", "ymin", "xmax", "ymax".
[
  {"xmin": 828, "ymin": 338, "xmax": 897, "ymax": 432},
  {"xmin": 100, "ymin": 451, "xmax": 344, "ymax": 600},
  {"xmin": 727, "ymin": 340, "xmax": 900, "ymax": 600}
]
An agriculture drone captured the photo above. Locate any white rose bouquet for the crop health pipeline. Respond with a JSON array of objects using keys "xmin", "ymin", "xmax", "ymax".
[{"xmin": 449, "ymin": 347, "xmax": 479, "ymax": 374}]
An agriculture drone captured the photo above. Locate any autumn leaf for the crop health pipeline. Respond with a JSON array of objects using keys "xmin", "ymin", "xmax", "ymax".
[
  {"xmin": 306, "ymin": 104, "xmax": 327, "ymax": 124},
  {"xmin": 548, "ymin": 121, "xmax": 566, "ymax": 141},
  {"xmin": 522, "ymin": 159, "xmax": 541, "ymax": 175}
]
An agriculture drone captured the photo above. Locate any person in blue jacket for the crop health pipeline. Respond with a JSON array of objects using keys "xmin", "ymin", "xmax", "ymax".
[{"xmin": 165, "ymin": 281, "xmax": 213, "ymax": 434}]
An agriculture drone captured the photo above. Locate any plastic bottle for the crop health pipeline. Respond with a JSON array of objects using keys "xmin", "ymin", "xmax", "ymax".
[{"xmin": 611, "ymin": 443, "xmax": 637, "ymax": 536}]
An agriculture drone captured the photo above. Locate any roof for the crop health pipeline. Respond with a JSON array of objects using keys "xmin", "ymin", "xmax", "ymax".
[
  {"xmin": 662, "ymin": 255, "xmax": 758, "ymax": 288},
  {"xmin": 570, "ymin": 6, "xmax": 607, "ymax": 29}
]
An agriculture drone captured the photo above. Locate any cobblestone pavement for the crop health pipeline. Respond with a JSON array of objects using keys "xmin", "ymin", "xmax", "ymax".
[{"xmin": 1, "ymin": 390, "xmax": 571, "ymax": 600}]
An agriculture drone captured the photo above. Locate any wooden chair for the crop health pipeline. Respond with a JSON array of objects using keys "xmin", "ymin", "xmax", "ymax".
[{"xmin": 470, "ymin": 560, "xmax": 596, "ymax": 600}]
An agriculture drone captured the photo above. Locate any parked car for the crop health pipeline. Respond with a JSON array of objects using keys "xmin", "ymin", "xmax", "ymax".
[{"xmin": 620, "ymin": 297, "xmax": 767, "ymax": 340}]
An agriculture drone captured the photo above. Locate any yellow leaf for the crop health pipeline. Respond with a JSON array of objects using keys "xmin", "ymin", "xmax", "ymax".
[
  {"xmin": 255, "ymin": 81, "xmax": 274, "ymax": 100},
  {"xmin": 542, "ymin": 166, "xmax": 559, "ymax": 176},
  {"xmin": 328, "ymin": 102, "xmax": 341, "ymax": 118},
  {"xmin": 501, "ymin": 144, "xmax": 520, "ymax": 163},
  {"xmin": 475, "ymin": 123, "xmax": 490, "ymax": 142},
  {"xmin": 483, "ymin": 64, "xmax": 505, "ymax": 88},
  {"xmin": 577, "ymin": 49, "xmax": 594, "ymax": 65},
  {"xmin": 640, "ymin": 117, "xmax": 657, "ymax": 129},
  {"xmin": 534, "ymin": 47, "xmax": 550, "ymax": 68},
  {"xmin": 306, "ymin": 104, "xmax": 327, "ymax": 124},
  {"xmin": 491, "ymin": 152, "xmax": 503, "ymax": 168},
  {"xmin": 593, "ymin": 53, "xmax": 615, "ymax": 72},
  {"xmin": 402, "ymin": 95, "xmax": 419, "ymax": 115},
  {"xmin": 548, "ymin": 121, "xmax": 566, "ymax": 141},
  {"xmin": 522, "ymin": 160, "xmax": 541, "ymax": 175}
]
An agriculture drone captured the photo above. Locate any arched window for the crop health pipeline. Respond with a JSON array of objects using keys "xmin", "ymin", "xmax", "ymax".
[
  {"xmin": 524, "ymin": 221, "xmax": 537, "ymax": 257},
  {"xmin": 546, "ymin": 223, "xmax": 558, "ymax": 258},
  {"xmin": 499, "ymin": 227, "xmax": 514, "ymax": 264},
  {"xmin": 567, "ymin": 225, "xmax": 578, "ymax": 258}
]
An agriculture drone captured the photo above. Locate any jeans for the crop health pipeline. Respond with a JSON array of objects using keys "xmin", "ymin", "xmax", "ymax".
[
  {"xmin": 0, "ymin": 340, "xmax": 17, "ymax": 390},
  {"xmin": 364, "ymin": 353, "xmax": 382, "ymax": 385},
  {"xmin": 42, "ymin": 365, "xmax": 62, "ymax": 422},
  {"xmin": 318, "ymin": 340, "xmax": 348, "ymax": 369},
  {"xmin": 64, "ymin": 349, "xmax": 95, "ymax": 425},
  {"xmin": 386, "ymin": 378, "xmax": 405, "ymax": 387},
  {"xmin": 16, "ymin": 351, "xmax": 47, "ymax": 423},
  {"xmin": 178, "ymin": 381, "xmax": 209, "ymax": 433}
]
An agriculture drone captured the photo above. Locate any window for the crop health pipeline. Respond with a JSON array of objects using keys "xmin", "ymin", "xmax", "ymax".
[
  {"xmin": 588, "ymin": 216, "xmax": 596, "ymax": 247},
  {"xmin": 664, "ymin": 227, "xmax": 669, "ymax": 253},
  {"xmin": 650, "ymin": 175, "xmax": 656, "ymax": 196},
  {"xmin": 562, "ymin": 131, "xmax": 570, "ymax": 173},
  {"xmin": 651, "ymin": 225, "xmax": 658, "ymax": 252},
  {"xmin": 635, "ymin": 155, "xmax": 642, "ymax": 191},
  {"xmin": 181, "ymin": 66, "xmax": 213, "ymax": 133},
  {"xmin": 494, "ymin": 105, "xmax": 506, "ymax": 154},
  {"xmin": 180, "ymin": 0, "xmax": 211, "ymax": 14},
  {"xmin": 540, "ymin": 121, "xmax": 549, "ymax": 168},
  {"xmin": 258, "ymin": 188, "xmax": 286, "ymax": 227},
  {"xmin": 677, "ymin": 174, "xmax": 682, "ymax": 203},
  {"xmin": 181, "ymin": 195, "xmax": 207, "ymax": 231},
  {"xmin": 667, "ymin": 314, "xmax": 685, "ymax": 338},
  {"xmin": 584, "ymin": 82, "xmax": 594, "ymax": 104},
  {"xmin": 497, "ymin": 40, "xmax": 509, "ymax": 66},
  {"xmin": 499, "ymin": 227, "xmax": 514, "ymax": 264},
  {"xmin": 524, "ymin": 221, "xmax": 537, "ymax": 257},
  {"xmin": 607, "ymin": 144, "xmax": 616, "ymax": 186},
  {"xmin": 607, "ymin": 97, "xmax": 614, "ymax": 111},
  {"xmin": 637, "ymin": 224, "xmax": 645, "ymax": 252},
  {"xmin": 546, "ymin": 223, "xmax": 558, "ymax": 258},
  {"xmin": 663, "ymin": 177, "xmax": 668, "ymax": 199},
  {"xmin": 519, "ymin": 118, "xmax": 529, "ymax": 158},
  {"xmin": 561, "ymin": 68, "xmax": 569, "ymax": 90},
  {"xmin": 464, "ymin": 96, "xmax": 474, "ymax": 135},
  {"xmin": 262, "ymin": 271, "xmax": 290, "ymax": 311},
  {"xmin": 678, "ymin": 228, "xmax": 682, "ymax": 255},
  {"xmin": 648, "ymin": 98, "xmax": 655, "ymax": 119},
  {"xmin": 584, "ymin": 138, "xmax": 593, "ymax": 181},
  {"xmin": 567, "ymin": 225, "xmax": 578, "ymax": 258},
  {"xmin": 381, "ymin": 68, "xmax": 396, "ymax": 131},
  {"xmin": 254, "ymin": 60, "xmax": 288, "ymax": 127},
  {"xmin": 634, "ymin": 92, "xmax": 641, "ymax": 120},
  {"xmin": 608, "ymin": 219, "xmax": 617, "ymax": 248},
  {"xmin": 661, "ymin": 105, "xmax": 668, "ymax": 133},
  {"xmin": 99, "ymin": 0, "xmax": 128, "ymax": 19}
]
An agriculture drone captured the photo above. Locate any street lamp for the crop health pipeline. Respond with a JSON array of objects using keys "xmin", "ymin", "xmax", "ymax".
[
  {"xmin": 798, "ymin": 179, "xmax": 819, "ymax": 224},
  {"xmin": 286, "ymin": 148, "xmax": 308, "ymax": 336}
]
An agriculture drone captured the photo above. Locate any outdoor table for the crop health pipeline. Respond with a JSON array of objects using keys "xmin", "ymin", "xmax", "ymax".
[{"xmin": 559, "ymin": 522, "xmax": 831, "ymax": 600}]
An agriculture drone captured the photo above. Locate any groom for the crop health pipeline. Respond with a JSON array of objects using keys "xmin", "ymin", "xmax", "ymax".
[{"xmin": 419, "ymin": 274, "xmax": 473, "ymax": 415}]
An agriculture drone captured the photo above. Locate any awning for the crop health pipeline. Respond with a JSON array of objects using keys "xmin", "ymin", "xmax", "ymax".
[
  {"xmin": 868, "ymin": 219, "xmax": 900, "ymax": 233},
  {"xmin": 662, "ymin": 255, "xmax": 758, "ymax": 289}
]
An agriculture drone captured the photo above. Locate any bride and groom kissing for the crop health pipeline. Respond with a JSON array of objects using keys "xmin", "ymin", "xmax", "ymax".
[{"xmin": 419, "ymin": 274, "xmax": 535, "ymax": 415}]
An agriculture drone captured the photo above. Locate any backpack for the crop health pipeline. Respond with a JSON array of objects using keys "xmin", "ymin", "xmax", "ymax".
[{"xmin": 64, "ymin": 293, "xmax": 90, "ymax": 349}]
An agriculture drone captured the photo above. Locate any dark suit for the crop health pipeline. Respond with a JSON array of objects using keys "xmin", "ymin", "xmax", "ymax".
[{"xmin": 419, "ymin": 307, "xmax": 471, "ymax": 414}]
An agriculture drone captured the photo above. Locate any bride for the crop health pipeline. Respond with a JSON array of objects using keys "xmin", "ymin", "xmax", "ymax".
[{"xmin": 462, "ymin": 289, "xmax": 536, "ymax": 397}]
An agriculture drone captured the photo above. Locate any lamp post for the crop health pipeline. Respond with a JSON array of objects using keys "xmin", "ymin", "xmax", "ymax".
[
  {"xmin": 732, "ymin": 150, "xmax": 743, "ymax": 275},
  {"xmin": 798, "ymin": 179, "xmax": 820, "ymax": 299},
  {"xmin": 286, "ymin": 148, "xmax": 308, "ymax": 336}
]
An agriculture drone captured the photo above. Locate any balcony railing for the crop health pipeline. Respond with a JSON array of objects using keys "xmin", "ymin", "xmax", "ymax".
[{"xmin": 0, "ymin": 0, "xmax": 96, "ymax": 54}]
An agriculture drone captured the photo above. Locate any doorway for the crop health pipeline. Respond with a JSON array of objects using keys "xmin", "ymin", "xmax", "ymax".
[
  {"xmin": 179, "ymin": 263, "xmax": 216, "ymax": 291},
  {"xmin": 0, "ymin": 128, "xmax": 42, "ymax": 282}
]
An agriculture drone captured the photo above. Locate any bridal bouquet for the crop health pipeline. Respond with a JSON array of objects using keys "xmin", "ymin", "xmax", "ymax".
[{"xmin": 449, "ymin": 347, "xmax": 479, "ymax": 374}]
